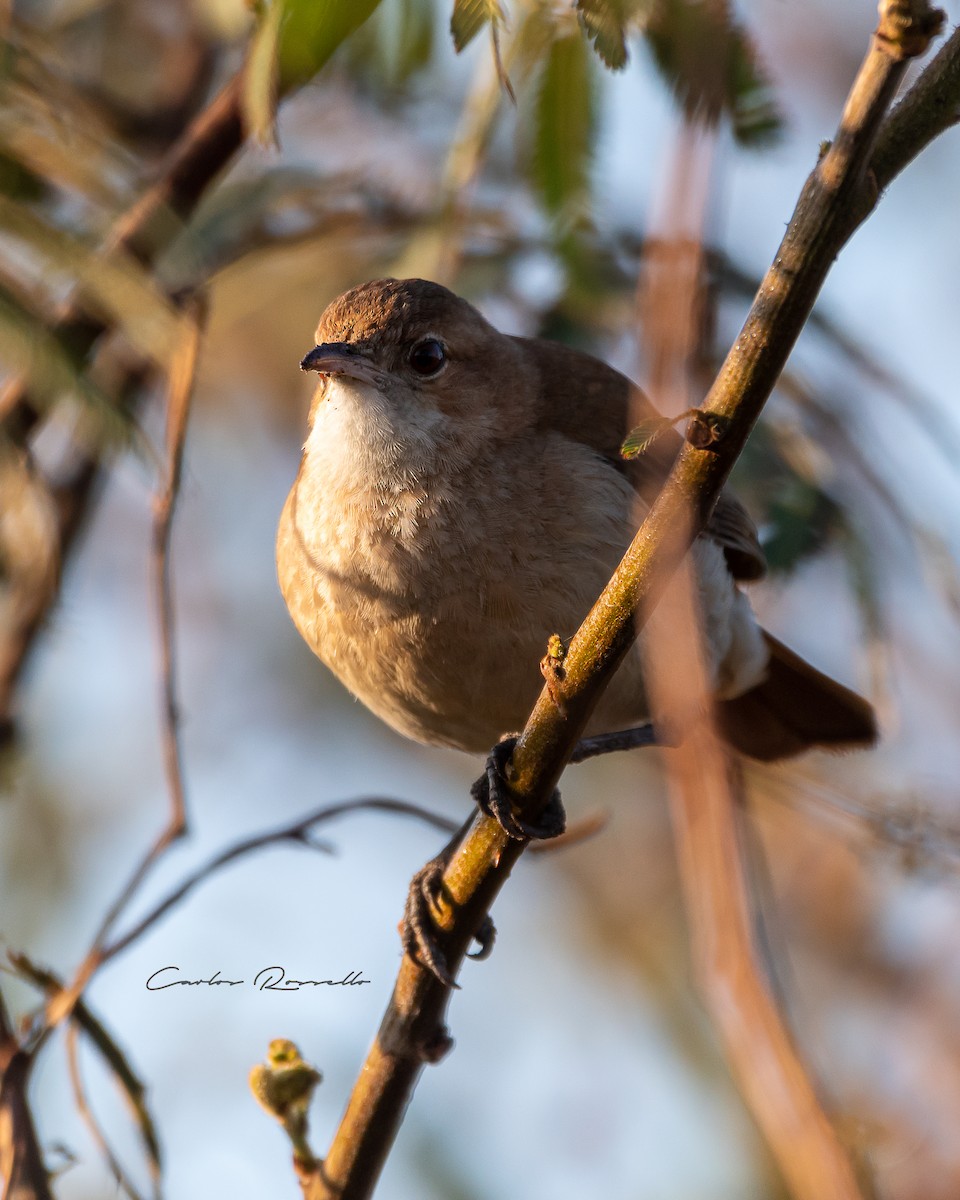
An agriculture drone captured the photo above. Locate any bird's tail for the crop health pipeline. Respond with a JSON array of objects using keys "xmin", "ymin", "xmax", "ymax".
[{"xmin": 714, "ymin": 632, "xmax": 877, "ymax": 762}]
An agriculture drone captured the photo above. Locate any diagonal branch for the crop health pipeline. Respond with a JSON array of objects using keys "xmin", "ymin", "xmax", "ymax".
[
  {"xmin": 0, "ymin": 991, "xmax": 53, "ymax": 1200},
  {"xmin": 307, "ymin": 6, "xmax": 957, "ymax": 1198}
]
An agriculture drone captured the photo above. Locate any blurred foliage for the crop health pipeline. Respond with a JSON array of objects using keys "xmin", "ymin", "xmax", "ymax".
[
  {"xmin": 731, "ymin": 421, "xmax": 845, "ymax": 573},
  {"xmin": 450, "ymin": 0, "xmax": 505, "ymax": 53},
  {"xmin": 532, "ymin": 32, "xmax": 597, "ymax": 221},
  {"xmin": 645, "ymin": 0, "xmax": 783, "ymax": 144},
  {"xmin": 245, "ymin": 0, "xmax": 386, "ymax": 141},
  {"xmin": 576, "ymin": 0, "xmax": 653, "ymax": 70}
]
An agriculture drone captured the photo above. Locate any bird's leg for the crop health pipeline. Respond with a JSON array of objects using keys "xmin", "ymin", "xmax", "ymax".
[{"xmin": 570, "ymin": 723, "xmax": 661, "ymax": 762}]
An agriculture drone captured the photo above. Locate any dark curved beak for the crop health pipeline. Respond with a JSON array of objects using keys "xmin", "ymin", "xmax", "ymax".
[{"xmin": 300, "ymin": 342, "xmax": 378, "ymax": 383}]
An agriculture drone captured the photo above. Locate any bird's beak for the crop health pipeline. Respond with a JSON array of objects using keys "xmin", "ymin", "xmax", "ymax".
[{"xmin": 300, "ymin": 342, "xmax": 378, "ymax": 384}]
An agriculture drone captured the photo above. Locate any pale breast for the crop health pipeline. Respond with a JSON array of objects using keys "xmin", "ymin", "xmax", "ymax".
[{"xmin": 277, "ymin": 407, "xmax": 767, "ymax": 752}]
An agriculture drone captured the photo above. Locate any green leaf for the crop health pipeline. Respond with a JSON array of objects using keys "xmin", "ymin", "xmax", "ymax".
[
  {"xmin": 729, "ymin": 422, "xmax": 841, "ymax": 573},
  {"xmin": 347, "ymin": 0, "xmax": 435, "ymax": 89},
  {"xmin": 725, "ymin": 25, "xmax": 783, "ymax": 146},
  {"xmin": 621, "ymin": 415, "xmax": 675, "ymax": 458},
  {"xmin": 532, "ymin": 33, "xmax": 597, "ymax": 220},
  {"xmin": 243, "ymin": 0, "xmax": 285, "ymax": 145},
  {"xmin": 643, "ymin": 0, "xmax": 783, "ymax": 146},
  {"xmin": 451, "ymin": 0, "xmax": 506, "ymax": 54},
  {"xmin": 576, "ymin": 0, "xmax": 652, "ymax": 70},
  {"xmin": 274, "ymin": 0, "xmax": 386, "ymax": 89}
]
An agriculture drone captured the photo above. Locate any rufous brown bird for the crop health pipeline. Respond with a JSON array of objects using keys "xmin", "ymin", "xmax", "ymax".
[{"xmin": 276, "ymin": 276, "xmax": 876, "ymax": 768}]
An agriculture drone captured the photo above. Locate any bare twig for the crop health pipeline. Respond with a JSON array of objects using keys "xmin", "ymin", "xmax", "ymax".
[
  {"xmin": 10, "ymin": 954, "xmax": 161, "ymax": 1188},
  {"xmin": 101, "ymin": 797, "xmax": 461, "ymax": 963},
  {"xmin": 309, "ymin": 7, "xmax": 955, "ymax": 1197},
  {"xmin": 64, "ymin": 1024, "xmax": 150, "ymax": 1200},
  {"xmin": 634, "ymin": 107, "xmax": 865, "ymax": 1197},
  {"xmin": 44, "ymin": 301, "xmax": 205, "ymax": 1026},
  {"xmin": 672, "ymin": 740, "xmax": 865, "ymax": 1196}
]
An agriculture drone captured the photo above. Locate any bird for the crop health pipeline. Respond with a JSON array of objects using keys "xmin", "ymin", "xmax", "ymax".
[{"xmin": 276, "ymin": 276, "xmax": 876, "ymax": 772}]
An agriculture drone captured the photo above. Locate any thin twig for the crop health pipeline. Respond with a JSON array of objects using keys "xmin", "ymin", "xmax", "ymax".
[
  {"xmin": 64, "ymin": 1023, "xmax": 151, "ymax": 1200},
  {"xmin": 102, "ymin": 797, "xmax": 461, "ymax": 963},
  {"xmin": 308, "ymin": 7, "xmax": 955, "ymax": 1197},
  {"xmin": 153, "ymin": 297, "xmax": 204, "ymax": 831},
  {"xmin": 635, "ymin": 110, "xmax": 864, "ymax": 1197},
  {"xmin": 11, "ymin": 954, "xmax": 161, "ymax": 1187},
  {"xmin": 100, "ymin": 300, "xmax": 204, "ymax": 932},
  {"xmin": 45, "ymin": 302, "xmax": 206, "ymax": 1026}
]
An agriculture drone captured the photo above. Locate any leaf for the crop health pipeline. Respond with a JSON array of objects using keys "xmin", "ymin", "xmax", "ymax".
[
  {"xmin": 729, "ymin": 422, "xmax": 841, "ymax": 573},
  {"xmin": 725, "ymin": 25, "xmax": 783, "ymax": 146},
  {"xmin": 761, "ymin": 482, "xmax": 841, "ymax": 572},
  {"xmin": 451, "ymin": 0, "xmax": 506, "ymax": 54},
  {"xmin": 532, "ymin": 33, "xmax": 597, "ymax": 220},
  {"xmin": 643, "ymin": 0, "xmax": 783, "ymax": 146},
  {"xmin": 351, "ymin": 0, "xmax": 435, "ymax": 89},
  {"xmin": 275, "ymin": 0, "xmax": 386, "ymax": 89},
  {"xmin": 576, "ymin": 0, "xmax": 652, "ymax": 70},
  {"xmin": 621, "ymin": 415, "xmax": 676, "ymax": 458},
  {"xmin": 243, "ymin": 0, "xmax": 285, "ymax": 146}
]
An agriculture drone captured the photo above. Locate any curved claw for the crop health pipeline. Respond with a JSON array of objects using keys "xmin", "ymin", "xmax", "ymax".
[
  {"xmin": 401, "ymin": 861, "xmax": 498, "ymax": 987},
  {"xmin": 401, "ymin": 862, "xmax": 458, "ymax": 988},
  {"xmin": 467, "ymin": 915, "xmax": 496, "ymax": 961}
]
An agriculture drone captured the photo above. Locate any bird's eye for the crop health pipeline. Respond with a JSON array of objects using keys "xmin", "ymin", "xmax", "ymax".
[{"xmin": 408, "ymin": 339, "xmax": 446, "ymax": 376}]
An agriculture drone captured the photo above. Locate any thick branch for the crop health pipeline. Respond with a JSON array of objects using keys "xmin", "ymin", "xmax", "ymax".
[{"xmin": 310, "ymin": 6, "xmax": 957, "ymax": 1198}]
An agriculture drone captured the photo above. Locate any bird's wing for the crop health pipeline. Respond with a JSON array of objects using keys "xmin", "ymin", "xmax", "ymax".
[{"xmin": 517, "ymin": 335, "xmax": 766, "ymax": 582}]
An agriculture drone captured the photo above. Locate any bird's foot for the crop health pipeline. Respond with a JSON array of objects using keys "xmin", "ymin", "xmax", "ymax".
[
  {"xmin": 471, "ymin": 736, "xmax": 567, "ymax": 842},
  {"xmin": 401, "ymin": 848, "xmax": 496, "ymax": 989}
]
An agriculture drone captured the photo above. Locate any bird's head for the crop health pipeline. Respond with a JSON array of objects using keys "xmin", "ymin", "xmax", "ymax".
[{"xmin": 299, "ymin": 278, "xmax": 538, "ymax": 449}]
